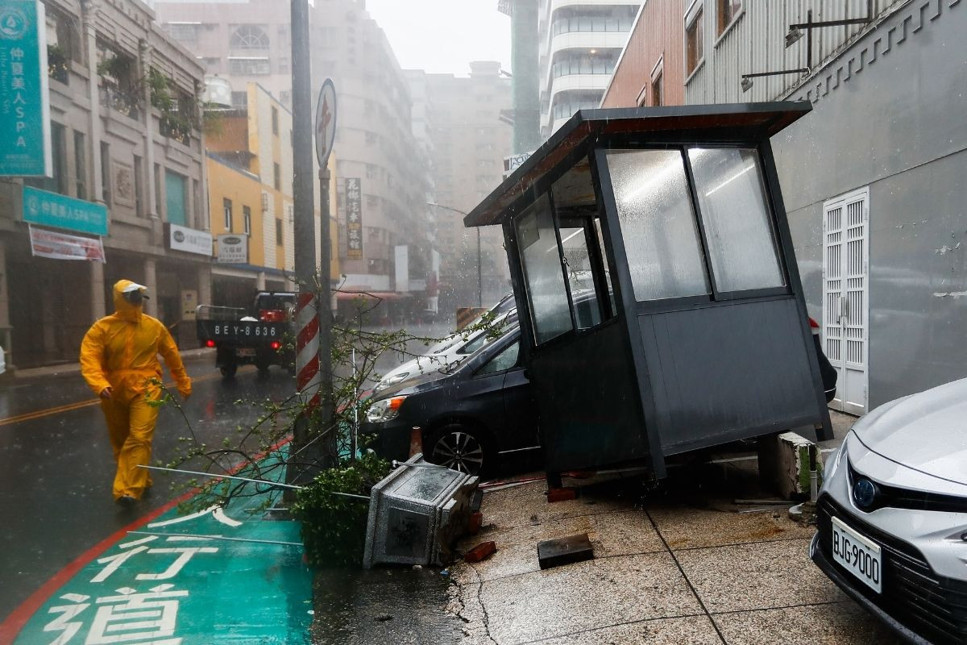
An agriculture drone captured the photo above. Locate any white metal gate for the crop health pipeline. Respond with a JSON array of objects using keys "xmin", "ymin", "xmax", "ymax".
[{"xmin": 823, "ymin": 188, "xmax": 869, "ymax": 415}]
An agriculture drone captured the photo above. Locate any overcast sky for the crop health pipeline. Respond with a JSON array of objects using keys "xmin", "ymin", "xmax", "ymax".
[{"xmin": 363, "ymin": 0, "xmax": 512, "ymax": 76}]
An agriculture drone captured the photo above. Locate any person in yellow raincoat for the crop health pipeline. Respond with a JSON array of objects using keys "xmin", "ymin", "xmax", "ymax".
[{"xmin": 80, "ymin": 279, "xmax": 192, "ymax": 508}]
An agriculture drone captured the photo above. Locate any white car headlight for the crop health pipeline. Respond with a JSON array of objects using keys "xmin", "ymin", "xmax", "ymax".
[
  {"xmin": 365, "ymin": 396, "xmax": 407, "ymax": 423},
  {"xmin": 380, "ymin": 372, "xmax": 410, "ymax": 388}
]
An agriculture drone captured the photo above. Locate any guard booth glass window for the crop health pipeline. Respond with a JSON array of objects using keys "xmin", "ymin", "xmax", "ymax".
[
  {"xmin": 516, "ymin": 195, "xmax": 571, "ymax": 345},
  {"xmin": 688, "ymin": 148, "xmax": 784, "ymax": 293},
  {"xmin": 551, "ymin": 161, "xmax": 615, "ymax": 330},
  {"xmin": 606, "ymin": 149, "xmax": 710, "ymax": 301}
]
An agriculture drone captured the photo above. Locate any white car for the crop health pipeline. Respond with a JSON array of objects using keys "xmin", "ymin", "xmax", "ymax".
[
  {"xmin": 375, "ymin": 311, "xmax": 517, "ymax": 391},
  {"xmin": 811, "ymin": 377, "xmax": 967, "ymax": 645}
]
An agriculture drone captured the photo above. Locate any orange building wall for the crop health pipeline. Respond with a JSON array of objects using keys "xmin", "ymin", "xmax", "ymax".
[{"xmin": 601, "ymin": 0, "xmax": 686, "ymax": 108}]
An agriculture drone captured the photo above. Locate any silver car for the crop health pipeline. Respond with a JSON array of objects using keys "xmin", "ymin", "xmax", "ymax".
[{"xmin": 811, "ymin": 377, "xmax": 967, "ymax": 645}]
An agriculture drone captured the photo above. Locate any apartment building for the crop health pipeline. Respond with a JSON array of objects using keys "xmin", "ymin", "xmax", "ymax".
[
  {"xmin": 407, "ymin": 62, "xmax": 514, "ymax": 308},
  {"xmin": 537, "ymin": 0, "xmax": 641, "ymax": 139},
  {"xmin": 0, "ymin": 0, "xmax": 210, "ymax": 368}
]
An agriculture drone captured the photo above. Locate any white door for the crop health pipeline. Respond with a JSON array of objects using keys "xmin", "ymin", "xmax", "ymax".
[{"xmin": 823, "ymin": 188, "xmax": 869, "ymax": 415}]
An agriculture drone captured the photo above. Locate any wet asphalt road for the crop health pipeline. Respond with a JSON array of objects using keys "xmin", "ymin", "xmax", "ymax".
[
  {"xmin": 0, "ymin": 354, "xmax": 304, "ymax": 622},
  {"xmin": 0, "ymin": 321, "xmax": 457, "ymax": 625}
]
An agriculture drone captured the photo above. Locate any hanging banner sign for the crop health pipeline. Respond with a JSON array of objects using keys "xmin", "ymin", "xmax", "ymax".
[
  {"xmin": 22, "ymin": 186, "xmax": 108, "ymax": 235},
  {"xmin": 28, "ymin": 224, "xmax": 105, "ymax": 262},
  {"xmin": 345, "ymin": 178, "xmax": 362, "ymax": 260},
  {"xmin": 0, "ymin": 0, "xmax": 52, "ymax": 176}
]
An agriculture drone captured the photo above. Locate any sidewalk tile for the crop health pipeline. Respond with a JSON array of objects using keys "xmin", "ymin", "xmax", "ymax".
[
  {"xmin": 465, "ymin": 510, "xmax": 666, "ymax": 581},
  {"xmin": 646, "ymin": 502, "xmax": 815, "ymax": 550},
  {"xmin": 538, "ymin": 615, "xmax": 724, "ymax": 645},
  {"xmin": 675, "ymin": 539, "xmax": 846, "ymax": 613},
  {"xmin": 712, "ymin": 602, "xmax": 904, "ymax": 645},
  {"xmin": 479, "ymin": 481, "xmax": 637, "ymax": 529},
  {"xmin": 477, "ymin": 552, "xmax": 703, "ymax": 645}
]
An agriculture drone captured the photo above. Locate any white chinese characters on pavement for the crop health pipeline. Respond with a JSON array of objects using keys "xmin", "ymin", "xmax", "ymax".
[{"xmin": 44, "ymin": 535, "xmax": 218, "ymax": 643}]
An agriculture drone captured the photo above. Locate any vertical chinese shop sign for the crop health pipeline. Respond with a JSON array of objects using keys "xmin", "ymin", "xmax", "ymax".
[
  {"xmin": 345, "ymin": 178, "xmax": 362, "ymax": 260},
  {"xmin": 0, "ymin": 0, "xmax": 52, "ymax": 177}
]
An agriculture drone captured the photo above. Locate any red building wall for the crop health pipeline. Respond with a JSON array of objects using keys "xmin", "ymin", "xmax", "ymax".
[{"xmin": 601, "ymin": 0, "xmax": 686, "ymax": 108}]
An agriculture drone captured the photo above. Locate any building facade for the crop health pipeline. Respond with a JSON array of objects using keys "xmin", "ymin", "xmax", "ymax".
[
  {"xmin": 154, "ymin": 0, "xmax": 436, "ymax": 317},
  {"xmin": 537, "ymin": 0, "xmax": 641, "ymax": 139},
  {"xmin": 151, "ymin": 0, "xmax": 294, "ymax": 109},
  {"xmin": 205, "ymin": 83, "xmax": 338, "ymax": 305},
  {"xmin": 0, "ymin": 0, "xmax": 210, "ymax": 368},
  {"xmin": 407, "ymin": 62, "xmax": 515, "ymax": 309},
  {"xmin": 603, "ymin": 0, "xmax": 967, "ymax": 413}
]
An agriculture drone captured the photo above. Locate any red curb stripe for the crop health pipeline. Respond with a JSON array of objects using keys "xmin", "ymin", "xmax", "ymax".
[{"xmin": 0, "ymin": 437, "xmax": 294, "ymax": 645}]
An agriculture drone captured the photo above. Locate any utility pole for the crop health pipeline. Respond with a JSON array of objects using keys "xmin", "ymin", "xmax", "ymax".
[{"xmin": 288, "ymin": 0, "xmax": 326, "ymax": 486}]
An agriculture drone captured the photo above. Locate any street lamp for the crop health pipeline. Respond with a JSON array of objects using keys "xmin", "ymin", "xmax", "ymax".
[{"xmin": 427, "ymin": 202, "xmax": 482, "ymax": 308}]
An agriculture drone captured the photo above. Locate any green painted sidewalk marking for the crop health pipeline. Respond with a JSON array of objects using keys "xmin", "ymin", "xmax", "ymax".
[{"xmin": 14, "ymin": 456, "xmax": 313, "ymax": 644}]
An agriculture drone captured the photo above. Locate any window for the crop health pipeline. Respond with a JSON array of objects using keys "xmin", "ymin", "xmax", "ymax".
[
  {"xmin": 134, "ymin": 155, "xmax": 144, "ymax": 217},
  {"xmin": 154, "ymin": 163, "xmax": 162, "ymax": 218},
  {"xmin": 73, "ymin": 131, "xmax": 86, "ymax": 199},
  {"xmin": 717, "ymin": 0, "xmax": 742, "ymax": 36},
  {"xmin": 223, "ymin": 198, "xmax": 233, "ymax": 230},
  {"xmin": 275, "ymin": 219, "xmax": 283, "ymax": 245},
  {"xmin": 271, "ymin": 107, "xmax": 279, "ymax": 135},
  {"xmin": 167, "ymin": 23, "xmax": 199, "ymax": 45},
  {"xmin": 243, "ymin": 205, "xmax": 252, "ymax": 234},
  {"xmin": 476, "ymin": 341, "xmax": 520, "ymax": 376},
  {"xmin": 685, "ymin": 4, "xmax": 704, "ymax": 77},
  {"xmin": 165, "ymin": 171, "xmax": 187, "ymax": 225},
  {"xmin": 606, "ymin": 149, "xmax": 709, "ymax": 301},
  {"xmin": 516, "ymin": 195, "xmax": 571, "ymax": 345},
  {"xmin": 230, "ymin": 25, "xmax": 269, "ymax": 50},
  {"xmin": 100, "ymin": 141, "xmax": 111, "ymax": 205},
  {"xmin": 651, "ymin": 71, "xmax": 663, "ymax": 107},
  {"xmin": 273, "ymin": 163, "xmax": 281, "ymax": 190},
  {"xmin": 229, "ymin": 58, "xmax": 270, "ymax": 75},
  {"xmin": 688, "ymin": 148, "xmax": 784, "ymax": 292},
  {"xmin": 551, "ymin": 162, "xmax": 615, "ymax": 329},
  {"xmin": 25, "ymin": 122, "xmax": 66, "ymax": 194}
]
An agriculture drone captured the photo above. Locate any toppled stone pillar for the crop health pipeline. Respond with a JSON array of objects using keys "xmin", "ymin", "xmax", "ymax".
[{"xmin": 758, "ymin": 432, "xmax": 823, "ymax": 500}]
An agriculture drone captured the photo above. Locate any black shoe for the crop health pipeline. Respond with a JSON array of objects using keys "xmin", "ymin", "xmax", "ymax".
[{"xmin": 116, "ymin": 495, "xmax": 137, "ymax": 509}]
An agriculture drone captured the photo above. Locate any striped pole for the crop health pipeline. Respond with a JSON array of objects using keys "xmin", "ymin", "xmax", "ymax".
[{"xmin": 295, "ymin": 291, "xmax": 320, "ymax": 409}]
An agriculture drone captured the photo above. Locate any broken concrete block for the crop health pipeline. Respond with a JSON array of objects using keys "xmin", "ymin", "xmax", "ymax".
[
  {"xmin": 537, "ymin": 533, "xmax": 594, "ymax": 570},
  {"xmin": 757, "ymin": 431, "xmax": 823, "ymax": 500},
  {"xmin": 546, "ymin": 487, "xmax": 577, "ymax": 503},
  {"xmin": 464, "ymin": 541, "xmax": 497, "ymax": 563}
]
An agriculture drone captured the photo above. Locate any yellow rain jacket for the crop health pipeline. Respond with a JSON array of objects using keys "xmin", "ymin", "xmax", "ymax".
[
  {"xmin": 80, "ymin": 279, "xmax": 191, "ymax": 399},
  {"xmin": 80, "ymin": 279, "xmax": 191, "ymax": 501}
]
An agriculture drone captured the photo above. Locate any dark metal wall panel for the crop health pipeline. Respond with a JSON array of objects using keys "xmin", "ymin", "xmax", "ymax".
[
  {"xmin": 639, "ymin": 297, "xmax": 825, "ymax": 454},
  {"xmin": 530, "ymin": 321, "xmax": 651, "ymax": 472}
]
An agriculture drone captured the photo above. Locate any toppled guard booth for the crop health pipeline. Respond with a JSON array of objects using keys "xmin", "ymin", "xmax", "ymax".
[{"xmin": 464, "ymin": 103, "xmax": 832, "ymax": 484}]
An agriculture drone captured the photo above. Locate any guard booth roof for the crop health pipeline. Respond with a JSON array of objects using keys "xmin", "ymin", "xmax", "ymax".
[{"xmin": 464, "ymin": 102, "xmax": 811, "ymax": 229}]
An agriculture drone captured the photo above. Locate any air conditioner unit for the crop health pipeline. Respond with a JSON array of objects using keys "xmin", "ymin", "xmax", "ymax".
[{"xmin": 261, "ymin": 192, "xmax": 269, "ymax": 210}]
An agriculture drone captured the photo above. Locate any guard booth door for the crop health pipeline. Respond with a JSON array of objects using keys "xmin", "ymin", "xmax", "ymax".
[{"xmin": 512, "ymin": 158, "xmax": 655, "ymax": 475}]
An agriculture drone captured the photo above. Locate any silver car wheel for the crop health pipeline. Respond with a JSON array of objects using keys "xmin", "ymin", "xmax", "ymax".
[{"xmin": 431, "ymin": 429, "xmax": 484, "ymax": 475}]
